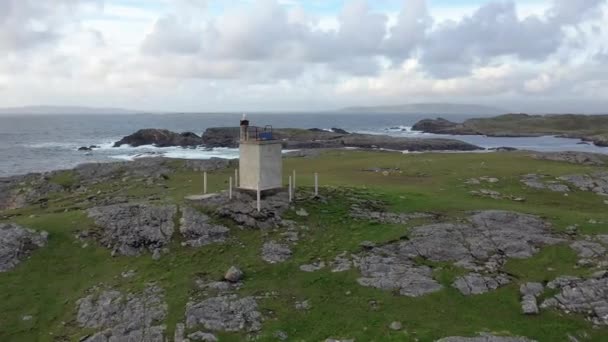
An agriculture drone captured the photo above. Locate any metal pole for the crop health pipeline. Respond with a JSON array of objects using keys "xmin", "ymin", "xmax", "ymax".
[
  {"xmin": 292, "ymin": 170, "xmax": 296, "ymax": 190},
  {"xmin": 203, "ymin": 172, "xmax": 207, "ymax": 194},
  {"xmin": 314, "ymin": 172, "xmax": 318, "ymax": 196},
  {"xmin": 288, "ymin": 176, "xmax": 292, "ymax": 202},
  {"xmin": 235, "ymin": 169, "xmax": 239, "ymax": 188},
  {"xmin": 257, "ymin": 185, "xmax": 261, "ymax": 212},
  {"xmin": 229, "ymin": 177, "xmax": 233, "ymax": 199}
]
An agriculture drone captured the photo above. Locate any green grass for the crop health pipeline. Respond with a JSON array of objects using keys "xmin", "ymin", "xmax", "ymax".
[{"xmin": 1, "ymin": 150, "xmax": 608, "ymax": 341}]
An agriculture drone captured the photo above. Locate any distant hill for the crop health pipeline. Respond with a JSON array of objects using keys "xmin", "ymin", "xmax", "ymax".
[
  {"xmin": 0, "ymin": 106, "xmax": 144, "ymax": 115},
  {"xmin": 340, "ymin": 103, "xmax": 507, "ymax": 115}
]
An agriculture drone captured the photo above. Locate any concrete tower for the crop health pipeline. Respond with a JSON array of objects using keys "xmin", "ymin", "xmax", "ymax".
[{"xmin": 238, "ymin": 116, "xmax": 283, "ymax": 191}]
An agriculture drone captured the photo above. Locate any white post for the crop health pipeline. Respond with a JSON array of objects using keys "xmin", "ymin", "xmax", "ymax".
[
  {"xmin": 256, "ymin": 185, "xmax": 261, "ymax": 212},
  {"xmin": 229, "ymin": 177, "xmax": 233, "ymax": 199},
  {"xmin": 235, "ymin": 169, "xmax": 239, "ymax": 188},
  {"xmin": 292, "ymin": 170, "xmax": 296, "ymax": 190},
  {"xmin": 203, "ymin": 172, "xmax": 207, "ymax": 194},
  {"xmin": 288, "ymin": 176, "xmax": 293, "ymax": 202},
  {"xmin": 314, "ymin": 172, "xmax": 318, "ymax": 196}
]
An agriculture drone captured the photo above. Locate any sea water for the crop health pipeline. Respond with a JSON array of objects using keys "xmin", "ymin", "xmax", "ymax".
[{"xmin": 1, "ymin": 112, "xmax": 606, "ymax": 177}]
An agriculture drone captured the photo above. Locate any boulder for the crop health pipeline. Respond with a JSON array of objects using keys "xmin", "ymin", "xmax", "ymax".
[
  {"xmin": 87, "ymin": 204, "xmax": 177, "ymax": 256},
  {"xmin": 224, "ymin": 266, "xmax": 244, "ymax": 283},
  {"xmin": 0, "ymin": 223, "xmax": 48, "ymax": 272},
  {"xmin": 113, "ymin": 129, "xmax": 203, "ymax": 147}
]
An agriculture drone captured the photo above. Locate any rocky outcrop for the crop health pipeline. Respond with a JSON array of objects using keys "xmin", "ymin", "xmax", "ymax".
[
  {"xmin": 185, "ymin": 295, "xmax": 262, "ymax": 332},
  {"xmin": 437, "ymin": 336, "xmax": 536, "ymax": 342},
  {"xmin": 200, "ymin": 127, "xmax": 482, "ymax": 151},
  {"xmin": 530, "ymin": 151, "xmax": 605, "ymax": 166},
  {"xmin": 113, "ymin": 129, "xmax": 203, "ymax": 147},
  {"xmin": 0, "ymin": 223, "xmax": 48, "ymax": 272},
  {"xmin": 412, "ymin": 114, "xmax": 608, "ymax": 148},
  {"xmin": 357, "ymin": 253, "xmax": 442, "ymax": 297},
  {"xmin": 542, "ymin": 275, "xmax": 608, "ymax": 326},
  {"xmin": 411, "ymin": 118, "xmax": 469, "ymax": 134},
  {"xmin": 559, "ymin": 172, "xmax": 608, "ymax": 196},
  {"xmin": 179, "ymin": 207, "xmax": 229, "ymax": 248},
  {"xmin": 355, "ymin": 211, "xmax": 562, "ymax": 296},
  {"xmin": 452, "ymin": 273, "xmax": 511, "ymax": 295},
  {"xmin": 213, "ymin": 191, "xmax": 290, "ymax": 229},
  {"xmin": 87, "ymin": 204, "xmax": 177, "ymax": 256},
  {"xmin": 261, "ymin": 241, "xmax": 292, "ymax": 264},
  {"xmin": 76, "ymin": 284, "xmax": 167, "ymax": 342},
  {"xmin": 520, "ymin": 174, "xmax": 570, "ymax": 192}
]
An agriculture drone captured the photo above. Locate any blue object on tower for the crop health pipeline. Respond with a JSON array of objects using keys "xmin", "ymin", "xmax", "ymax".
[{"xmin": 259, "ymin": 131, "xmax": 273, "ymax": 140}]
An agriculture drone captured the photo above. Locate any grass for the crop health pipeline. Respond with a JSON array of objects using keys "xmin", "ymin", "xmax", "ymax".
[{"xmin": 1, "ymin": 150, "xmax": 608, "ymax": 341}]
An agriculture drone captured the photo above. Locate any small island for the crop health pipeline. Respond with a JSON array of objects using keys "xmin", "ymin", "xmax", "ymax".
[
  {"xmin": 412, "ymin": 114, "xmax": 608, "ymax": 147},
  {"xmin": 113, "ymin": 127, "xmax": 483, "ymax": 151}
]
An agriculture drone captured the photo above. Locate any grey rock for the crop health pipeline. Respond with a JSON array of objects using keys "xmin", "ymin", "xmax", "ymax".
[
  {"xmin": 545, "ymin": 275, "xmax": 608, "ymax": 325},
  {"xmin": 531, "ymin": 151, "xmax": 605, "ymax": 166},
  {"xmin": 436, "ymin": 335, "xmax": 537, "ymax": 342},
  {"xmin": 520, "ymin": 282, "xmax": 544, "ymax": 297},
  {"xmin": 76, "ymin": 284, "xmax": 167, "ymax": 342},
  {"xmin": 214, "ymin": 191, "xmax": 289, "ymax": 229},
  {"xmin": 521, "ymin": 294, "xmax": 539, "ymax": 315},
  {"xmin": 357, "ymin": 253, "xmax": 443, "ymax": 297},
  {"xmin": 196, "ymin": 280, "xmax": 241, "ymax": 293},
  {"xmin": 296, "ymin": 208, "xmax": 309, "ymax": 217},
  {"xmin": 597, "ymin": 235, "xmax": 608, "ymax": 245},
  {"xmin": 300, "ymin": 261, "xmax": 325, "ymax": 272},
  {"xmin": 330, "ymin": 253, "xmax": 353, "ymax": 272},
  {"xmin": 113, "ymin": 129, "xmax": 203, "ymax": 147},
  {"xmin": 295, "ymin": 300, "xmax": 310, "ymax": 311},
  {"xmin": 180, "ymin": 207, "xmax": 229, "ymax": 248},
  {"xmin": 87, "ymin": 204, "xmax": 177, "ymax": 256},
  {"xmin": 185, "ymin": 295, "xmax": 262, "ymax": 332},
  {"xmin": 389, "ymin": 321, "xmax": 403, "ymax": 330},
  {"xmin": 570, "ymin": 240, "xmax": 606, "ymax": 258},
  {"xmin": 452, "ymin": 273, "xmax": 511, "ymax": 295},
  {"xmin": 559, "ymin": 172, "xmax": 608, "ymax": 196},
  {"xmin": 121, "ymin": 270, "xmax": 136, "ymax": 278},
  {"xmin": 350, "ymin": 209, "xmax": 435, "ymax": 224},
  {"xmin": 188, "ymin": 331, "xmax": 218, "ymax": 341},
  {"xmin": 174, "ymin": 323, "xmax": 187, "ymax": 342},
  {"xmin": 262, "ymin": 241, "xmax": 292, "ymax": 264},
  {"xmin": 274, "ymin": 330, "xmax": 289, "ymax": 341},
  {"xmin": 521, "ymin": 174, "xmax": 569, "ymax": 192},
  {"xmin": 355, "ymin": 211, "xmax": 560, "ymax": 297},
  {"xmin": 224, "ymin": 266, "xmax": 244, "ymax": 283},
  {"xmin": 0, "ymin": 223, "xmax": 48, "ymax": 272}
]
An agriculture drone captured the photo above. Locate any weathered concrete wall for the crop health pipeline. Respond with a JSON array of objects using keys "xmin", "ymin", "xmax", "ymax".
[{"xmin": 239, "ymin": 141, "xmax": 282, "ymax": 191}]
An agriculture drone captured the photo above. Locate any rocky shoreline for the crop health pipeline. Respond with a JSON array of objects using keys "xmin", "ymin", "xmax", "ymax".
[
  {"xmin": 412, "ymin": 114, "xmax": 608, "ymax": 147},
  {"xmin": 113, "ymin": 127, "xmax": 483, "ymax": 152}
]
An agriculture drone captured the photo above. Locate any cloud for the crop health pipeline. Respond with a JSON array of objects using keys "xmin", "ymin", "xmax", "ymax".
[
  {"xmin": 0, "ymin": 0, "xmax": 101, "ymax": 52},
  {"xmin": 0, "ymin": 0, "xmax": 607, "ymax": 112},
  {"xmin": 420, "ymin": 0, "xmax": 606, "ymax": 77}
]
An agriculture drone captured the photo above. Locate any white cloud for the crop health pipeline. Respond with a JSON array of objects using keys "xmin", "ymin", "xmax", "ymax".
[{"xmin": 0, "ymin": 0, "xmax": 607, "ymax": 112}]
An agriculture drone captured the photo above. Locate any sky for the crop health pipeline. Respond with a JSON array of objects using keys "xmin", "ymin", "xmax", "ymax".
[{"xmin": 0, "ymin": 0, "xmax": 607, "ymax": 113}]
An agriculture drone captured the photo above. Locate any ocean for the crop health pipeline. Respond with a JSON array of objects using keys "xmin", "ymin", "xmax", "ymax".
[{"xmin": 1, "ymin": 112, "xmax": 607, "ymax": 177}]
